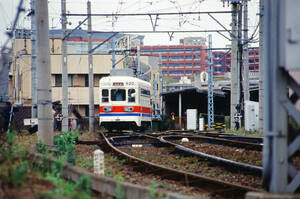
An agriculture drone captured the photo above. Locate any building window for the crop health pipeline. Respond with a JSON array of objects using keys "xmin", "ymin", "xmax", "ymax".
[
  {"xmin": 54, "ymin": 74, "xmax": 73, "ymax": 87},
  {"xmin": 169, "ymin": 55, "xmax": 184, "ymax": 60},
  {"xmin": 185, "ymin": 55, "xmax": 193, "ymax": 60},
  {"xmin": 185, "ymin": 63, "xmax": 192, "ymax": 68},
  {"xmin": 55, "ymin": 74, "xmax": 62, "ymax": 87},
  {"xmin": 85, "ymin": 105, "xmax": 89, "ymax": 117},
  {"xmin": 85, "ymin": 74, "xmax": 88, "ymax": 87},
  {"xmin": 186, "ymin": 70, "xmax": 192, "ymax": 74},
  {"xmin": 68, "ymin": 75, "xmax": 73, "ymax": 87}
]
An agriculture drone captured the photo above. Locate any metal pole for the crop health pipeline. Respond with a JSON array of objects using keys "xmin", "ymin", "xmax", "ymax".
[
  {"xmin": 258, "ymin": 0, "xmax": 264, "ymax": 133},
  {"xmin": 61, "ymin": 0, "xmax": 68, "ymax": 132},
  {"xmin": 243, "ymin": 0, "xmax": 249, "ymax": 102},
  {"xmin": 230, "ymin": 3, "xmax": 239, "ymax": 130},
  {"xmin": 207, "ymin": 34, "xmax": 214, "ymax": 130},
  {"xmin": 270, "ymin": 0, "xmax": 288, "ymax": 192},
  {"xmin": 30, "ymin": 0, "xmax": 37, "ymax": 119},
  {"xmin": 87, "ymin": 1, "xmax": 94, "ymax": 133},
  {"xmin": 35, "ymin": 0, "xmax": 53, "ymax": 145}
]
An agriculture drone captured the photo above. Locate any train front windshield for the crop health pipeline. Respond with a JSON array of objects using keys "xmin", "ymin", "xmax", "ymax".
[{"xmin": 111, "ymin": 89, "xmax": 126, "ymax": 101}]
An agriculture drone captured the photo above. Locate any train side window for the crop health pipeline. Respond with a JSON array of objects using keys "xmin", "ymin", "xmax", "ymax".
[
  {"xmin": 111, "ymin": 89, "xmax": 125, "ymax": 101},
  {"xmin": 102, "ymin": 89, "xmax": 109, "ymax": 103},
  {"xmin": 128, "ymin": 89, "xmax": 135, "ymax": 103},
  {"xmin": 141, "ymin": 88, "xmax": 150, "ymax": 96}
]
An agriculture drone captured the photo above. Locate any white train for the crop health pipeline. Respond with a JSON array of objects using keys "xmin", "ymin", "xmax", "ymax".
[{"xmin": 99, "ymin": 75, "xmax": 152, "ymax": 132}]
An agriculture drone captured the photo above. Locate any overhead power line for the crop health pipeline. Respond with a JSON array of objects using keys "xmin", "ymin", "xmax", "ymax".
[
  {"xmin": 66, "ymin": 11, "xmax": 232, "ymax": 17},
  {"xmin": 93, "ymin": 30, "xmax": 230, "ymax": 34}
]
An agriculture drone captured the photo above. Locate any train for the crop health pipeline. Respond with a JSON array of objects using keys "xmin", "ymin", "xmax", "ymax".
[{"xmin": 99, "ymin": 75, "xmax": 152, "ymax": 132}]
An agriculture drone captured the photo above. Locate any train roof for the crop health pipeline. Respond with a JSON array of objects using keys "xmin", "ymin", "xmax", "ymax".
[{"xmin": 100, "ymin": 75, "xmax": 151, "ymax": 86}]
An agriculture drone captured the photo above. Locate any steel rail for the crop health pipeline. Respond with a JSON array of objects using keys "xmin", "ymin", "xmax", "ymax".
[
  {"xmin": 160, "ymin": 135, "xmax": 262, "ymax": 174},
  {"xmin": 100, "ymin": 132, "xmax": 262, "ymax": 197},
  {"xmin": 161, "ymin": 134, "xmax": 263, "ymax": 151}
]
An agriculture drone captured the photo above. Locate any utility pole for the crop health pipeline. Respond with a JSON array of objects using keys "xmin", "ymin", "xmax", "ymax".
[
  {"xmin": 61, "ymin": 0, "xmax": 68, "ymax": 132},
  {"xmin": 243, "ymin": 0, "xmax": 249, "ymax": 102},
  {"xmin": 258, "ymin": 0, "xmax": 264, "ymax": 133},
  {"xmin": 137, "ymin": 40, "xmax": 141, "ymax": 77},
  {"xmin": 230, "ymin": 2, "xmax": 239, "ymax": 130},
  {"xmin": 30, "ymin": 0, "xmax": 37, "ymax": 119},
  {"xmin": 207, "ymin": 34, "xmax": 214, "ymax": 130},
  {"xmin": 111, "ymin": 36, "xmax": 116, "ymax": 68},
  {"xmin": 237, "ymin": 3, "xmax": 243, "ymax": 129},
  {"xmin": 87, "ymin": 1, "xmax": 94, "ymax": 133},
  {"xmin": 35, "ymin": 0, "xmax": 53, "ymax": 145}
]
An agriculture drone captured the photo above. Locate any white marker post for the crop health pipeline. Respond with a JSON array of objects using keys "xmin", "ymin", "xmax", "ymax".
[
  {"xmin": 94, "ymin": 149, "xmax": 104, "ymax": 175},
  {"xmin": 199, "ymin": 117, "xmax": 204, "ymax": 131}
]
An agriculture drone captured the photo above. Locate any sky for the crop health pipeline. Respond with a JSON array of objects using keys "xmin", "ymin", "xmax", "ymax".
[{"xmin": 0, "ymin": 0, "xmax": 260, "ymax": 49}]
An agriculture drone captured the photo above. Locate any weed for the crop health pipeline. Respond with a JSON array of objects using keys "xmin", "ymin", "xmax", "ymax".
[
  {"xmin": 115, "ymin": 175, "xmax": 125, "ymax": 199},
  {"xmin": 77, "ymin": 156, "xmax": 93, "ymax": 169},
  {"xmin": 53, "ymin": 131, "xmax": 79, "ymax": 164},
  {"xmin": 147, "ymin": 180, "xmax": 169, "ymax": 199},
  {"xmin": 0, "ymin": 132, "xmax": 30, "ymax": 189},
  {"xmin": 75, "ymin": 175, "xmax": 91, "ymax": 194},
  {"xmin": 105, "ymin": 167, "xmax": 114, "ymax": 177}
]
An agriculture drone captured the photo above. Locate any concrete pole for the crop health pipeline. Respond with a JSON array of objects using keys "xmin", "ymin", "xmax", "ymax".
[
  {"xmin": 61, "ymin": 0, "xmax": 69, "ymax": 132},
  {"xmin": 30, "ymin": 0, "xmax": 37, "ymax": 119},
  {"xmin": 87, "ymin": 1, "xmax": 94, "ymax": 133},
  {"xmin": 112, "ymin": 36, "xmax": 116, "ymax": 68},
  {"xmin": 16, "ymin": 63, "xmax": 20, "ymax": 104},
  {"xmin": 243, "ymin": 1, "xmax": 249, "ymax": 102},
  {"xmin": 137, "ymin": 41, "xmax": 141, "ymax": 77},
  {"xmin": 258, "ymin": 0, "xmax": 264, "ymax": 133},
  {"xmin": 179, "ymin": 93, "xmax": 182, "ymax": 130},
  {"xmin": 237, "ymin": 3, "xmax": 243, "ymax": 129},
  {"xmin": 159, "ymin": 54, "xmax": 163, "ymax": 116},
  {"xmin": 230, "ymin": 3, "xmax": 239, "ymax": 130},
  {"xmin": 35, "ymin": 0, "xmax": 53, "ymax": 145}
]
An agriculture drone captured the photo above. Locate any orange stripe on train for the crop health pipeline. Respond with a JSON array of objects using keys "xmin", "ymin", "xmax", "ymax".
[{"xmin": 99, "ymin": 106, "xmax": 151, "ymax": 113}]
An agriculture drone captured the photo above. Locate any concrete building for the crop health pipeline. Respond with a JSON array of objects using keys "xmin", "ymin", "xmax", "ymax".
[
  {"xmin": 10, "ymin": 29, "xmax": 154, "ymax": 119},
  {"xmin": 138, "ymin": 37, "xmax": 260, "ymax": 82}
]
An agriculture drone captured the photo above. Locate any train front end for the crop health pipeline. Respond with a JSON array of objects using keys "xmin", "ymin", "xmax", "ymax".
[{"xmin": 99, "ymin": 75, "xmax": 152, "ymax": 132}]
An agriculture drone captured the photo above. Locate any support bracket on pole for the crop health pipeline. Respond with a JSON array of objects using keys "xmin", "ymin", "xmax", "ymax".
[{"xmin": 149, "ymin": 14, "xmax": 159, "ymax": 31}]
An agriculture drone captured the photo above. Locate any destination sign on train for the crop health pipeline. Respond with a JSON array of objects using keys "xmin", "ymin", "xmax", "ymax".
[{"xmin": 113, "ymin": 82, "xmax": 124, "ymax": 86}]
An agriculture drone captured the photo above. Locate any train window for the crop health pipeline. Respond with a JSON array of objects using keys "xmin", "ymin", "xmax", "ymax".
[
  {"xmin": 141, "ymin": 88, "xmax": 150, "ymax": 96},
  {"xmin": 102, "ymin": 89, "xmax": 109, "ymax": 102},
  {"xmin": 128, "ymin": 89, "xmax": 135, "ymax": 102},
  {"xmin": 111, "ymin": 89, "xmax": 125, "ymax": 101}
]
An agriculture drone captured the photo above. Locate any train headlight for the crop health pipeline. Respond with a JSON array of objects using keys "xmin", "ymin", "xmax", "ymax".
[
  {"xmin": 124, "ymin": 107, "xmax": 134, "ymax": 112},
  {"xmin": 103, "ymin": 107, "xmax": 112, "ymax": 112}
]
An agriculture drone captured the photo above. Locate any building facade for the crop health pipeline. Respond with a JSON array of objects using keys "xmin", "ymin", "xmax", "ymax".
[
  {"xmin": 139, "ymin": 37, "xmax": 259, "ymax": 81},
  {"xmin": 10, "ymin": 29, "xmax": 151, "ymax": 118}
]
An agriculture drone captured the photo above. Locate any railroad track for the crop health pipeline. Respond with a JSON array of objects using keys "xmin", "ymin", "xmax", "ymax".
[{"xmin": 99, "ymin": 132, "xmax": 263, "ymax": 198}]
